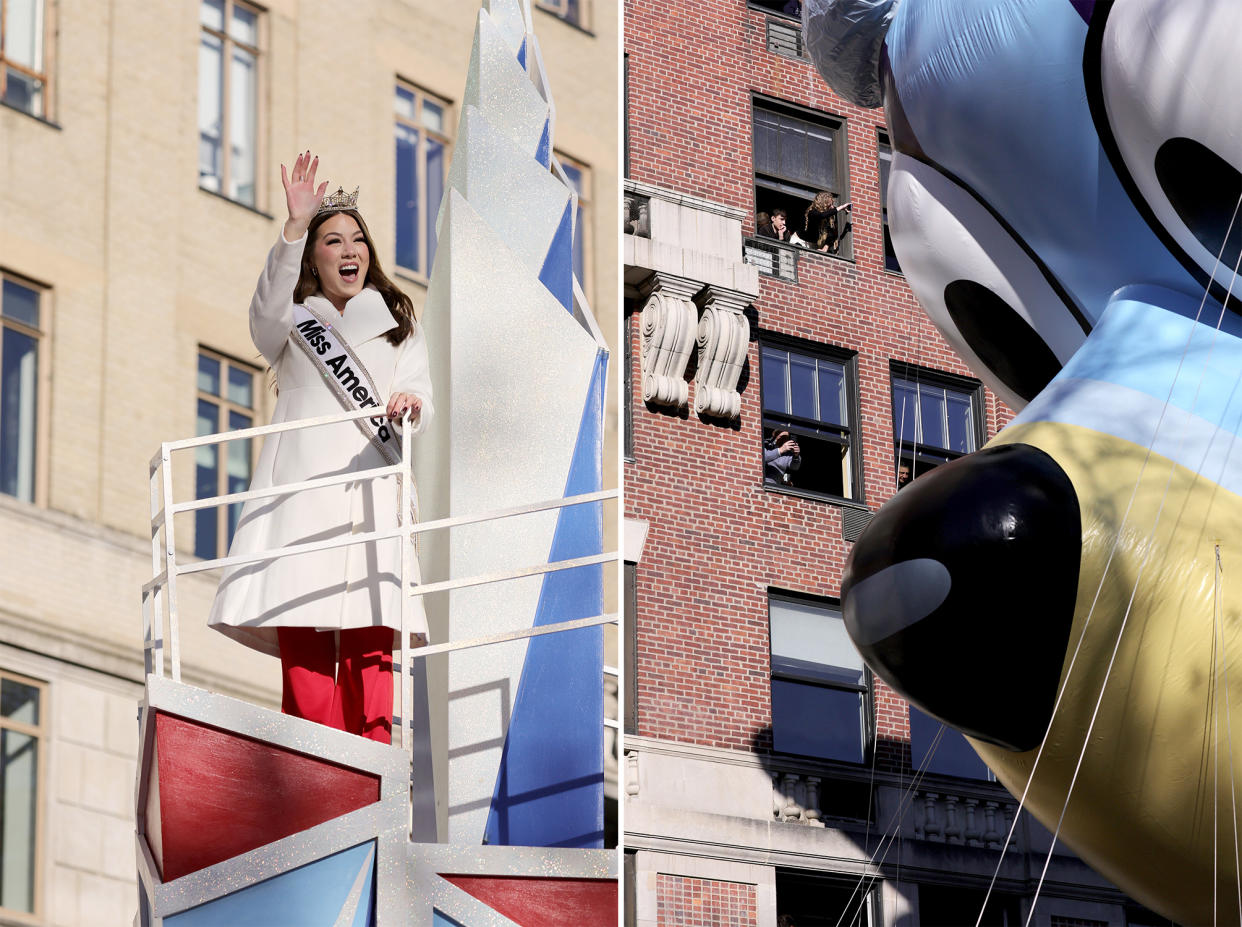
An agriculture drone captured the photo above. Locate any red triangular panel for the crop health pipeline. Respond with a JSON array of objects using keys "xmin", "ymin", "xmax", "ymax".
[
  {"xmin": 442, "ymin": 875, "xmax": 617, "ymax": 927},
  {"xmin": 151, "ymin": 712, "xmax": 380, "ymax": 882}
]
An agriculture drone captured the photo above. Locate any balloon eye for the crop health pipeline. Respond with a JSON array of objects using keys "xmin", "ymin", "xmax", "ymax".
[
  {"xmin": 1155, "ymin": 137, "xmax": 1242, "ymax": 272},
  {"xmin": 943, "ymin": 280, "xmax": 1063, "ymax": 405}
]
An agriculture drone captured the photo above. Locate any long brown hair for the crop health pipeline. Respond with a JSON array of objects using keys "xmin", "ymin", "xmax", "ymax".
[{"xmin": 294, "ymin": 208, "xmax": 417, "ymax": 345}]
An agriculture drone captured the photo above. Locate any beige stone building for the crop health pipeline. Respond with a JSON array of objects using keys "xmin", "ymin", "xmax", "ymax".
[{"xmin": 0, "ymin": 0, "xmax": 618, "ymax": 923}]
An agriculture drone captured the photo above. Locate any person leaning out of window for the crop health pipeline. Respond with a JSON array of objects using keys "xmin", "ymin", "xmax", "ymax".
[
  {"xmin": 758, "ymin": 208, "xmax": 791, "ymax": 242},
  {"xmin": 804, "ymin": 191, "xmax": 852, "ymax": 254}
]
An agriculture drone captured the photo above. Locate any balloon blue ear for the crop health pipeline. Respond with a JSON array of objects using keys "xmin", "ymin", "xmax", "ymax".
[{"xmin": 802, "ymin": 0, "xmax": 899, "ymax": 108}]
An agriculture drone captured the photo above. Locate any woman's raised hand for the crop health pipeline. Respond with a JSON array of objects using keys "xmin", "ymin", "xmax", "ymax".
[{"xmin": 281, "ymin": 151, "xmax": 328, "ymax": 242}]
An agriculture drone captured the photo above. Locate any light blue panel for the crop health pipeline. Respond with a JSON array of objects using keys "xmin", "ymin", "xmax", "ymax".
[
  {"xmin": 165, "ymin": 842, "xmax": 375, "ymax": 927},
  {"xmin": 536, "ymin": 118, "xmax": 551, "ymax": 169},
  {"xmin": 434, "ymin": 912, "xmax": 467, "ymax": 927},
  {"xmin": 484, "ymin": 351, "xmax": 607, "ymax": 848},
  {"xmin": 517, "ymin": 36, "xmax": 527, "ymax": 70},
  {"xmin": 884, "ymin": 0, "xmax": 1206, "ymax": 323},
  {"xmin": 538, "ymin": 201, "xmax": 575, "ymax": 313}
]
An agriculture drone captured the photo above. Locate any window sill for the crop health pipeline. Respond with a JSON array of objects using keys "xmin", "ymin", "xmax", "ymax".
[
  {"xmin": 794, "ymin": 246, "xmax": 855, "ymax": 267},
  {"xmin": 0, "ymin": 98, "xmax": 60, "ymax": 130},
  {"xmin": 198, "ymin": 186, "xmax": 274, "ymax": 220},
  {"xmin": 761, "ymin": 483, "xmax": 869, "ymax": 511},
  {"xmin": 394, "ymin": 268, "xmax": 430, "ymax": 291}
]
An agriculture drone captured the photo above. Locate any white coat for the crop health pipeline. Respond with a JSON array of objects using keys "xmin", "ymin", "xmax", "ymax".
[{"xmin": 208, "ymin": 231, "xmax": 434, "ymax": 657}]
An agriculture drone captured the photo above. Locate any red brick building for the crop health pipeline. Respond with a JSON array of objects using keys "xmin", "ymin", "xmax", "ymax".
[{"xmin": 620, "ymin": 2, "xmax": 1154, "ymax": 925}]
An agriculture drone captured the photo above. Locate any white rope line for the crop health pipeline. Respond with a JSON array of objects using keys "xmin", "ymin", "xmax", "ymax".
[
  {"xmin": 1022, "ymin": 196, "xmax": 1242, "ymax": 925},
  {"xmin": 1214, "ymin": 551, "xmax": 1222, "ymax": 927},
  {"xmin": 972, "ymin": 190, "xmax": 1242, "ymax": 927}
]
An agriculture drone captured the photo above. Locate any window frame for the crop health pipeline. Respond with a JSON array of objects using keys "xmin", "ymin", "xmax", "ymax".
[
  {"xmin": 0, "ymin": 0, "xmax": 54, "ymax": 120},
  {"xmin": 0, "ymin": 271, "xmax": 49, "ymax": 507},
  {"xmin": 777, "ymin": 868, "xmax": 875, "ymax": 927},
  {"xmin": 0, "ymin": 668, "xmax": 47, "ymax": 921},
  {"xmin": 555, "ymin": 151, "xmax": 592, "ymax": 301},
  {"xmin": 877, "ymin": 130, "xmax": 901, "ymax": 274},
  {"xmin": 394, "ymin": 79, "xmax": 453, "ymax": 283},
  {"xmin": 759, "ymin": 331, "xmax": 864, "ymax": 505},
  {"xmin": 198, "ymin": 0, "xmax": 265, "ymax": 208},
  {"xmin": 536, "ymin": 0, "xmax": 590, "ymax": 30},
  {"xmin": 194, "ymin": 348, "xmax": 260, "ymax": 560},
  {"xmin": 752, "ymin": 94, "xmax": 852, "ymax": 261},
  {"xmin": 889, "ymin": 361, "xmax": 985, "ymax": 485},
  {"xmin": 768, "ymin": 589, "xmax": 873, "ymax": 766}
]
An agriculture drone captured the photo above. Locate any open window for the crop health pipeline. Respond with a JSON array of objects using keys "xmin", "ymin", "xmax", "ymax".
[{"xmin": 890, "ymin": 363, "xmax": 984, "ymax": 489}]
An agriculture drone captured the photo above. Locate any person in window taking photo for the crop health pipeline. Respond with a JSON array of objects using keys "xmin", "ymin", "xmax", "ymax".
[
  {"xmin": 804, "ymin": 191, "xmax": 852, "ymax": 254},
  {"xmin": 764, "ymin": 429, "xmax": 802, "ymax": 485},
  {"xmin": 207, "ymin": 150, "xmax": 435, "ymax": 745}
]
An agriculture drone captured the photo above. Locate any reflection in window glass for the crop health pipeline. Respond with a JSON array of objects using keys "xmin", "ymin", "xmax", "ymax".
[
  {"xmin": 195, "ymin": 351, "xmax": 257, "ymax": 559},
  {"xmin": 198, "ymin": 0, "xmax": 260, "ymax": 206},
  {"xmin": 394, "ymin": 83, "xmax": 451, "ymax": 278},
  {"xmin": 0, "ymin": 671, "xmax": 42, "ymax": 915},
  {"xmin": 0, "ymin": 280, "xmax": 40, "ymax": 504}
]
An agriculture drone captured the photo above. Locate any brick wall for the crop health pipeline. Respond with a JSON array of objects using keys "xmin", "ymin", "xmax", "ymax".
[
  {"xmin": 656, "ymin": 874, "xmax": 758, "ymax": 927},
  {"xmin": 624, "ymin": 0, "xmax": 1015, "ymax": 765}
]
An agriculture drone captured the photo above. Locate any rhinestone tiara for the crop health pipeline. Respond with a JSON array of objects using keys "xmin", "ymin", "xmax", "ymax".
[{"xmin": 316, "ymin": 186, "xmax": 360, "ymax": 216}]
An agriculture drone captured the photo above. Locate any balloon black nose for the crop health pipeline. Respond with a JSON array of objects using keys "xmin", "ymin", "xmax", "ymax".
[{"xmin": 841, "ymin": 443, "xmax": 1081, "ymax": 752}]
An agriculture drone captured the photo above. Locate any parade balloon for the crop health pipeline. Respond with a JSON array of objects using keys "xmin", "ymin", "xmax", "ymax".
[{"xmin": 807, "ymin": 1, "xmax": 1242, "ymax": 923}]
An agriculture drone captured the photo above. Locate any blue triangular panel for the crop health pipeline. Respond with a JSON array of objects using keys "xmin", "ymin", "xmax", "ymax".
[
  {"xmin": 434, "ymin": 913, "xmax": 467, "ymax": 927},
  {"xmin": 536, "ymin": 118, "xmax": 552, "ymax": 168},
  {"xmin": 538, "ymin": 200, "xmax": 575, "ymax": 313},
  {"xmin": 484, "ymin": 351, "xmax": 607, "ymax": 848},
  {"xmin": 166, "ymin": 842, "xmax": 376, "ymax": 927},
  {"xmin": 518, "ymin": 36, "xmax": 528, "ymax": 70}
]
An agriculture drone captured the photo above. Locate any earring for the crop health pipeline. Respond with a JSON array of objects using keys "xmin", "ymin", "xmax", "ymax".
[{"xmin": 312, "ymin": 267, "xmax": 318, "ymax": 277}]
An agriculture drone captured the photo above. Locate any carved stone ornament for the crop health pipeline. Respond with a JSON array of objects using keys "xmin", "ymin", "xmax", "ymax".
[
  {"xmin": 639, "ymin": 290, "xmax": 698, "ymax": 410},
  {"xmin": 693, "ymin": 288, "xmax": 751, "ymax": 419}
]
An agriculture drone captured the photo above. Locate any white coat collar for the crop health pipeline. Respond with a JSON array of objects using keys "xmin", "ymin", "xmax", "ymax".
[{"xmin": 305, "ymin": 287, "xmax": 397, "ymax": 346}]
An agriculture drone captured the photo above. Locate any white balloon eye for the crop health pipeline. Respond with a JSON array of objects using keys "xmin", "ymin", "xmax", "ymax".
[
  {"xmin": 886, "ymin": 154, "xmax": 1090, "ymax": 411},
  {"xmin": 1099, "ymin": 0, "xmax": 1242, "ymax": 290}
]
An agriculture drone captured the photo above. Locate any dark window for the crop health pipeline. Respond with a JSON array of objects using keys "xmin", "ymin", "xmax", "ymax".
[
  {"xmin": 878, "ymin": 133, "xmax": 901, "ymax": 273},
  {"xmin": 891, "ymin": 364, "xmax": 984, "ymax": 488},
  {"xmin": 769, "ymin": 593, "xmax": 868, "ymax": 764},
  {"xmin": 195, "ymin": 350, "xmax": 258, "ymax": 559},
  {"xmin": 0, "ymin": 277, "xmax": 41, "ymax": 504},
  {"xmin": 750, "ymin": 0, "xmax": 802, "ymax": 21},
  {"xmin": 777, "ymin": 869, "xmax": 872, "ymax": 927},
  {"xmin": 753, "ymin": 98, "xmax": 851, "ymax": 259},
  {"xmin": 917, "ymin": 884, "xmax": 1022, "ymax": 927},
  {"xmin": 536, "ymin": 0, "xmax": 586, "ymax": 29},
  {"xmin": 909, "ymin": 706, "xmax": 995, "ymax": 781},
  {"xmin": 0, "ymin": 670, "xmax": 45, "ymax": 916},
  {"xmin": 395, "ymin": 82, "xmax": 451, "ymax": 278},
  {"xmin": 623, "ymin": 309, "xmax": 634, "ymax": 459},
  {"xmin": 624, "ymin": 561, "xmax": 637, "ymax": 735},
  {"xmin": 761, "ymin": 338, "xmax": 861, "ymax": 501}
]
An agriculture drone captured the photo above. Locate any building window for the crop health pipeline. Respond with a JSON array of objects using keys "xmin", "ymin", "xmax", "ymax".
[
  {"xmin": 891, "ymin": 364, "xmax": 984, "ymax": 487},
  {"xmin": 623, "ymin": 561, "xmax": 637, "ymax": 735},
  {"xmin": 751, "ymin": 0, "xmax": 802, "ymax": 18},
  {"xmin": 918, "ymin": 884, "xmax": 1022, "ymax": 927},
  {"xmin": 878, "ymin": 133, "xmax": 901, "ymax": 273},
  {"xmin": 909, "ymin": 706, "xmax": 995, "ymax": 781},
  {"xmin": 395, "ymin": 82, "xmax": 451, "ymax": 279},
  {"xmin": 1, "ymin": 0, "xmax": 48, "ymax": 117},
  {"xmin": 0, "ymin": 670, "xmax": 45, "ymax": 917},
  {"xmin": 1, "ymin": 276, "xmax": 42, "ymax": 504},
  {"xmin": 623, "ymin": 309, "xmax": 634, "ymax": 460},
  {"xmin": 198, "ymin": 0, "xmax": 262, "ymax": 207},
  {"xmin": 761, "ymin": 337, "xmax": 861, "ymax": 501},
  {"xmin": 777, "ymin": 869, "xmax": 872, "ymax": 927},
  {"xmin": 195, "ymin": 351, "xmax": 258, "ymax": 559},
  {"xmin": 753, "ymin": 98, "xmax": 851, "ymax": 259},
  {"xmin": 769, "ymin": 592, "xmax": 869, "ymax": 763},
  {"xmin": 557, "ymin": 153, "xmax": 591, "ymax": 296},
  {"xmin": 536, "ymin": 0, "xmax": 587, "ymax": 29}
]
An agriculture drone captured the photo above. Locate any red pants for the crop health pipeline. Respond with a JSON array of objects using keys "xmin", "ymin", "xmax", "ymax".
[{"xmin": 277, "ymin": 626, "xmax": 394, "ymax": 744}]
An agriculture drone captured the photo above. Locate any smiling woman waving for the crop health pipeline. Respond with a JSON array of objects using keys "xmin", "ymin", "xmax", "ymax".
[{"xmin": 207, "ymin": 151, "xmax": 434, "ymax": 744}]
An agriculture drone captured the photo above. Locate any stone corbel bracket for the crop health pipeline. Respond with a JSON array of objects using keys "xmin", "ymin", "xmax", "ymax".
[
  {"xmin": 639, "ymin": 281, "xmax": 698, "ymax": 410},
  {"xmin": 693, "ymin": 286, "xmax": 751, "ymax": 419}
]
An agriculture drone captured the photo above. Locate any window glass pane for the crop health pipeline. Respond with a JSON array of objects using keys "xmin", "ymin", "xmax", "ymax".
[
  {"xmin": 770, "ymin": 597, "xmax": 863, "ymax": 677},
  {"xmin": 878, "ymin": 142, "xmax": 892, "ymax": 206},
  {"xmin": 229, "ymin": 47, "xmax": 257, "ymax": 206},
  {"xmin": 422, "ymin": 99, "xmax": 444, "ymax": 133},
  {"xmin": 816, "ymin": 360, "xmax": 845, "ymax": 427},
  {"xmin": 0, "ymin": 680, "xmax": 38, "ymax": 725},
  {"xmin": 230, "ymin": 3, "xmax": 258, "ymax": 45},
  {"xmin": 198, "ymin": 34, "xmax": 224, "ymax": 192},
  {"xmin": 394, "ymin": 122, "xmax": 420, "ymax": 270},
  {"xmin": 0, "ymin": 328, "xmax": 38, "ymax": 503},
  {"xmin": 788, "ymin": 355, "xmax": 817, "ymax": 420},
  {"xmin": 226, "ymin": 410, "xmax": 252, "ymax": 547},
  {"xmin": 195, "ymin": 400, "xmax": 220, "ymax": 558},
  {"xmin": 772, "ymin": 680, "xmax": 864, "ymax": 762},
  {"xmin": 892, "ymin": 379, "xmax": 918, "ymax": 445},
  {"xmin": 201, "ymin": 0, "xmax": 225, "ymax": 31},
  {"xmin": 394, "ymin": 85, "xmax": 416, "ymax": 120},
  {"xmin": 2, "ymin": 280, "xmax": 39, "ymax": 328},
  {"xmin": 198, "ymin": 354, "xmax": 221, "ymax": 395},
  {"xmin": 2, "ymin": 68, "xmax": 42, "ymax": 115},
  {"xmin": 919, "ymin": 388, "xmax": 946, "ymax": 450},
  {"xmin": 760, "ymin": 348, "xmax": 788, "ymax": 415},
  {"xmin": 5, "ymin": 0, "xmax": 44, "ymax": 71},
  {"xmin": 227, "ymin": 365, "xmax": 253, "ymax": 407},
  {"xmin": 0, "ymin": 728, "xmax": 37, "ymax": 913},
  {"xmin": 805, "ymin": 123, "xmax": 835, "ymax": 191},
  {"xmin": 777, "ymin": 115, "xmax": 807, "ymax": 186},
  {"xmin": 753, "ymin": 109, "xmax": 779, "ymax": 177},
  {"xmin": 946, "ymin": 393, "xmax": 975, "ymax": 453},
  {"xmin": 426, "ymin": 137, "xmax": 445, "ymax": 273},
  {"xmin": 910, "ymin": 707, "xmax": 992, "ymax": 780}
]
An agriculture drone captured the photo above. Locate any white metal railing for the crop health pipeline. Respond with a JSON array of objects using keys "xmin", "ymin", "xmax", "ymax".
[{"xmin": 142, "ymin": 405, "xmax": 619, "ymax": 774}]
